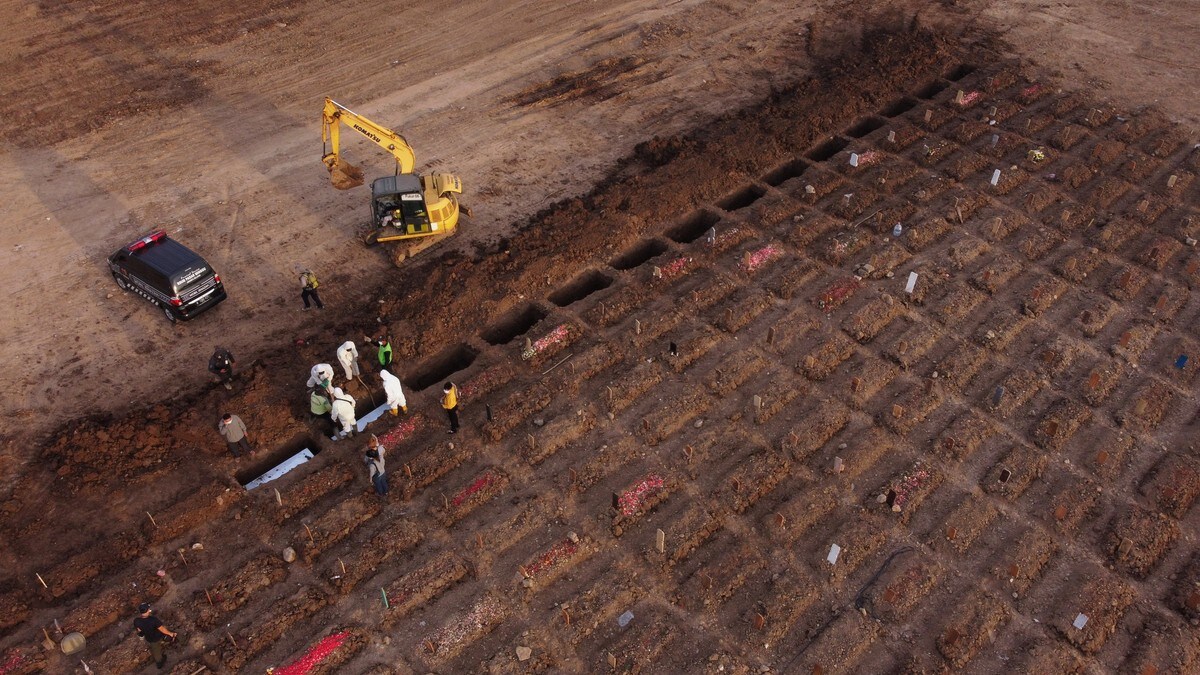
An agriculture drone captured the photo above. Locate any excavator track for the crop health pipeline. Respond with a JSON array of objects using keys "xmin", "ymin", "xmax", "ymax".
[{"xmin": 379, "ymin": 229, "xmax": 458, "ymax": 266}]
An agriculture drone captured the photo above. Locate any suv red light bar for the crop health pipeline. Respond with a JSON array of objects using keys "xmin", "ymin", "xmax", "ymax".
[
  {"xmin": 170, "ymin": 298, "xmax": 183, "ymax": 307},
  {"xmin": 126, "ymin": 229, "xmax": 168, "ymax": 252}
]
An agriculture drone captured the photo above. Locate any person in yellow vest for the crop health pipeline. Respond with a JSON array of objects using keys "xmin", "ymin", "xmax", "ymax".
[
  {"xmin": 441, "ymin": 381, "xmax": 460, "ymax": 434},
  {"xmin": 300, "ymin": 269, "xmax": 324, "ymax": 310},
  {"xmin": 310, "ymin": 388, "xmax": 333, "ymax": 434}
]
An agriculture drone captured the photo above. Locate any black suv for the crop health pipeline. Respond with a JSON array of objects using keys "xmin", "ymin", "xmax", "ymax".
[{"xmin": 108, "ymin": 230, "xmax": 227, "ymax": 323}]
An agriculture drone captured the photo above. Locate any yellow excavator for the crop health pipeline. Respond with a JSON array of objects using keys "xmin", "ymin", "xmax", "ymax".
[{"xmin": 321, "ymin": 97, "xmax": 465, "ymax": 249}]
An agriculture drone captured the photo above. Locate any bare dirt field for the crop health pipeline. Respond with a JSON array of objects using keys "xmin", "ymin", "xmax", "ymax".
[{"xmin": 1, "ymin": 0, "xmax": 1198, "ymax": 673}]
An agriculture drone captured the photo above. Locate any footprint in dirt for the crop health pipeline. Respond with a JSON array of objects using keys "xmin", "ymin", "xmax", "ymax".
[{"xmin": 134, "ymin": 340, "xmax": 157, "ymax": 355}]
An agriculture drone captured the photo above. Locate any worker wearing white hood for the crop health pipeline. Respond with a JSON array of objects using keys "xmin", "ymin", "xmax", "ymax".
[
  {"xmin": 307, "ymin": 363, "xmax": 334, "ymax": 390},
  {"xmin": 336, "ymin": 341, "xmax": 360, "ymax": 380},
  {"xmin": 380, "ymin": 370, "xmax": 407, "ymax": 416},
  {"xmin": 330, "ymin": 387, "xmax": 357, "ymax": 439}
]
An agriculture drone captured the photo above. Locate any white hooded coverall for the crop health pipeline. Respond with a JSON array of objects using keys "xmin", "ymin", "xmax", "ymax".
[
  {"xmin": 307, "ymin": 363, "xmax": 335, "ymax": 389},
  {"xmin": 336, "ymin": 341, "xmax": 360, "ymax": 380},
  {"xmin": 380, "ymin": 370, "xmax": 407, "ymax": 412},
  {"xmin": 329, "ymin": 387, "xmax": 357, "ymax": 438}
]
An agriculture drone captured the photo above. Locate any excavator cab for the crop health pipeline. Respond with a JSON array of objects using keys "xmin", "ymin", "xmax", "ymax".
[
  {"xmin": 323, "ymin": 98, "xmax": 464, "ymax": 251},
  {"xmin": 370, "ymin": 175, "xmax": 442, "ymax": 240},
  {"xmin": 395, "ymin": 196, "xmax": 432, "ymax": 235},
  {"xmin": 373, "ymin": 175, "xmax": 427, "ymax": 230}
]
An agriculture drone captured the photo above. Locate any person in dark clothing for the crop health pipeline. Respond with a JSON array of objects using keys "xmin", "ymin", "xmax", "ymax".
[
  {"xmin": 208, "ymin": 346, "xmax": 235, "ymax": 390},
  {"xmin": 133, "ymin": 602, "xmax": 177, "ymax": 670}
]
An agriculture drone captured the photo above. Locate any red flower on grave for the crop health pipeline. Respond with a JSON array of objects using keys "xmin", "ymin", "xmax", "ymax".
[
  {"xmin": 957, "ymin": 90, "xmax": 983, "ymax": 107},
  {"xmin": 0, "ymin": 650, "xmax": 29, "ymax": 675},
  {"xmin": 740, "ymin": 245, "xmax": 783, "ymax": 273},
  {"xmin": 460, "ymin": 369, "xmax": 499, "ymax": 400},
  {"xmin": 274, "ymin": 631, "xmax": 349, "ymax": 675},
  {"xmin": 452, "ymin": 472, "xmax": 497, "ymax": 507},
  {"xmin": 659, "ymin": 256, "xmax": 694, "ymax": 282},
  {"xmin": 618, "ymin": 474, "xmax": 665, "ymax": 517},
  {"xmin": 526, "ymin": 540, "xmax": 579, "ymax": 577},
  {"xmin": 522, "ymin": 324, "xmax": 570, "ymax": 360},
  {"xmin": 855, "ymin": 150, "xmax": 883, "ymax": 167},
  {"xmin": 816, "ymin": 278, "xmax": 862, "ymax": 312},
  {"xmin": 891, "ymin": 467, "xmax": 931, "ymax": 511},
  {"xmin": 378, "ymin": 417, "xmax": 419, "ymax": 448}
]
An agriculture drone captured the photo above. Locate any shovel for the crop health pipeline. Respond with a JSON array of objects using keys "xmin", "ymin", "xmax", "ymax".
[{"xmin": 356, "ymin": 375, "xmax": 377, "ymax": 408}]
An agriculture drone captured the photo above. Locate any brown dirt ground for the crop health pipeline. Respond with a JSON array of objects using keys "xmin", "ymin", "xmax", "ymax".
[{"xmin": 1, "ymin": 1, "xmax": 1199, "ymax": 674}]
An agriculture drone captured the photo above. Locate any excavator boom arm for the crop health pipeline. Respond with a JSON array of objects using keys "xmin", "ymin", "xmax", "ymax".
[{"xmin": 321, "ymin": 98, "xmax": 416, "ymax": 174}]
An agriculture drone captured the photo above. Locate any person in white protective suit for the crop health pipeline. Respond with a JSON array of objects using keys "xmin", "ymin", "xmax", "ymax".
[
  {"xmin": 380, "ymin": 370, "xmax": 408, "ymax": 416},
  {"xmin": 307, "ymin": 363, "xmax": 335, "ymax": 391},
  {"xmin": 329, "ymin": 387, "xmax": 357, "ymax": 439},
  {"xmin": 336, "ymin": 341, "xmax": 361, "ymax": 381}
]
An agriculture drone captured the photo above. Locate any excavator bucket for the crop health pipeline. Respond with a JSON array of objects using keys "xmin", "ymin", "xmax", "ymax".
[{"xmin": 323, "ymin": 155, "xmax": 364, "ymax": 190}]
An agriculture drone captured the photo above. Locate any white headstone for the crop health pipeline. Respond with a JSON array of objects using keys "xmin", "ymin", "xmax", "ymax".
[
  {"xmin": 1072, "ymin": 613, "xmax": 1088, "ymax": 629},
  {"xmin": 905, "ymin": 272, "xmax": 919, "ymax": 294},
  {"xmin": 990, "ymin": 169, "xmax": 1001, "ymax": 186},
  {"xmin": 827, "ymin": 543, "xmax": 841, "ymax": 565},
  {"xmin": 850, "ymin": 153, "xmax": 859, "ymax": 167}
]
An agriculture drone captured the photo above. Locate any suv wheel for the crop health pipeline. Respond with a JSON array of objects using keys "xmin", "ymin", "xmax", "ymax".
[
  {"xmin": 162, "ymin": 305, "xmax": 178, "ymax": 323},
  {"xmin": 113, "ymin": 273, "xmax": 129, "ymax": 291}
]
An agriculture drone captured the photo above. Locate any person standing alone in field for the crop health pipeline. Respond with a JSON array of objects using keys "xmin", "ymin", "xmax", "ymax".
[
  {"xmin": 217, "ymin": 413, "xmax": 252, "ymax": 457},
  {"xmin": 133, "ymin": 602, "xmax": 177, "ymax": 670},
  {"xmin": 300, "ymin": 268, "xmax": 324, "ymax": 311},
  {"xmin": 441, "ymin": 382, "xmax": 460, "ymax": 434}
]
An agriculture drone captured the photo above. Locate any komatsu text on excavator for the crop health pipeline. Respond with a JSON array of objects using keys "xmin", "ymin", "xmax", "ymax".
[{"xmin": 321, "ymin": 98, "xmax": 466, "ymax": 249}]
